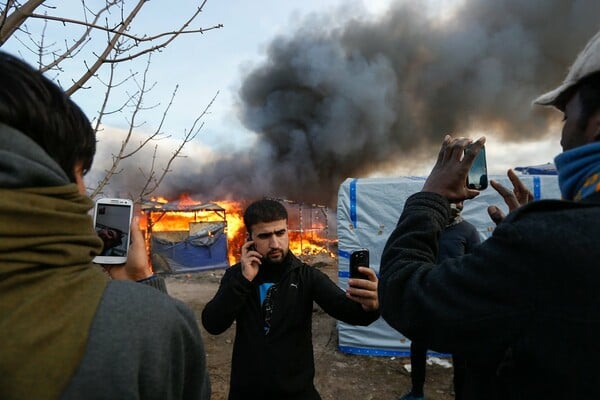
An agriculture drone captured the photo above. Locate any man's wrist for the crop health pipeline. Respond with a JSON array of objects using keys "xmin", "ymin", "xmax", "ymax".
[{"xmin": 136, "ymin": 274, "xmax": 157, "ymax": 283}]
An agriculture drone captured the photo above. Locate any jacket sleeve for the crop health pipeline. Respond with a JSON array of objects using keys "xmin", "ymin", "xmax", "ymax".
[
  {"xmin": 175, "ymin": 301, "xmax": 212, "ymax": 400},
  {"xmin": 464, "ymin": 222, "xmax": 482, "ymax": 253},
  {"xmin": 201, "ymin": 265, "xmax": 255, "ymax": 335},
  {"xmin": 378, "ymin": 192, "xmax": 533, "ymax": 355},
  {"xmin": 139, "ymin": 275, "xmax": 168, "ymax": 293},
  {"xmin": 310, "ymin": 266, "xmax": 379, "ymax": 326}
]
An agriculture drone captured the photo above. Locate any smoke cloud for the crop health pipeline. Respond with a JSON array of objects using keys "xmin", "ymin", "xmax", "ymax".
[{"xmin": 102, "ymin": 0, "xmax": 600, "ymax": 207}]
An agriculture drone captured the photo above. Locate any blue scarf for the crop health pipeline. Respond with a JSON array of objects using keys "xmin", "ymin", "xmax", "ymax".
[{"xmin": 554, "ymin": 142, "xmax": 600, "ymax": 201}]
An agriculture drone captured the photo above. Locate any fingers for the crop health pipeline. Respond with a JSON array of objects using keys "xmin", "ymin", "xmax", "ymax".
[
  {"xmin": 462, "ymin": 136, "xmax": 486, "ymax": 162},
  {"xmin": 488, "ymin": 170, "xmax": 535, "ymax": 225},
  {"xmin": 240, "ymin": 241, "xmax": 261, "ymax": 281},
  {"xmin": 464, "ymin": 188, "xmax": 481, "ymax": 200},
  {"xmin": 490, "ymin": 179, "xmax": 520, "ymax": 211},
  {"xmin": 487, "ymin": 205, "xmax": 505, "ymax": 225},
  {"xmin": 346, "ymin": 280, "xmax": 379, "ymax": 311},
  {"xmin": 507, "ymin": 169, "xmax": 534, "ymax": 205},
  {"xmin": 129, "ymin": 216, "xmax": 144, "ymax": 249},
  {"xmin": 447, "ymin": 137, "xmax": 473, "ymax": 164},
  {"xmin": 347, "ymin": 267, "xmax": 377, "ymax": 294},
  {"xmin": 423, "ymin": 135, "xmax": 486, "ymax": 202},
  {"xmin": 491, "ymin": 170, "xmax": 534, "ymax": 214},
  {"xmin": 361, "ymin": 266, "xmax": 378, "ymax": 282},
  {"xmin": 241, "ymin": 241, "xmax": 255, "ymax": 255},
  {"xmin": 437, "ymin": 134, "xmax": 452, "ymax": 160}
]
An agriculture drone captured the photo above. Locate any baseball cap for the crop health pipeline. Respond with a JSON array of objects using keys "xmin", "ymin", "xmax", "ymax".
[{"xmin": 534, "ymin": 30, "xmax": 600, "ymax": 110}]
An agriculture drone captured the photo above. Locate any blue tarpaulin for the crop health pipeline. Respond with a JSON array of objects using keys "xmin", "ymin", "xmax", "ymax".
[
  {"xmin": 143, "ymin": 200, "xmax": 229, "ymax": 273},
  {"xmin": 514, "ymin": 162, "xmax": 557, "ymax": 175}
]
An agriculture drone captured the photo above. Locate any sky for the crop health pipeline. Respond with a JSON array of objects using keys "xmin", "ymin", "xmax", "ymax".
[{"xmin": 4, "ymin": 0, "xmax": 600, "ymax": 207}]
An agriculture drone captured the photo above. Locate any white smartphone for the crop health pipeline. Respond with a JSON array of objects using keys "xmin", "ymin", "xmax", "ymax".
[{"xmin": 92, "ymin": 198, "xmax": 134, "ymax": 264}]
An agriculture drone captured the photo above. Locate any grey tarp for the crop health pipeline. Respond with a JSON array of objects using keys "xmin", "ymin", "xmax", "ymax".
[{"xmin": 336, "ymin": 174, "xmax": 561, "ymax": 356}]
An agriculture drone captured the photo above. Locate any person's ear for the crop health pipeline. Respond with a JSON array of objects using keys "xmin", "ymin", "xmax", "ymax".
[{"xmin": 73, "ymin": 161, "xmax": 86, "ymax": 195}]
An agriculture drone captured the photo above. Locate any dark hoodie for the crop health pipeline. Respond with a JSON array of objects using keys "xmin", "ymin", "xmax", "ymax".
[{"xmin": 202, "ymin": 252, "xmax": 379, "ymax": 400}]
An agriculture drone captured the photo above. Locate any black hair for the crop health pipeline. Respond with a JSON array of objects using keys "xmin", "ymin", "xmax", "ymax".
[
  {"xmin": 575, "ymin": 72, "xmax": 600, "ymax": 131},
  {"xmin": 0, "ymin": 51, "xmax": 96, "ymax": 182},
  {"xmin": 243, "ymin": 199, "xmax": 288, "ymax": 233}
]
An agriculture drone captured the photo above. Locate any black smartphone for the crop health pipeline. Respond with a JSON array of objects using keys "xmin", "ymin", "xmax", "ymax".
[
  {"xmin": 466, "ymin": 145, "xmax": 488, "ymax": 190},
  {"xmin": 349, "ymin": 249, "xmax": 370, "ymax": 280},
  {"xmin": 247, "ymin": 233, "xmax": 256, "ymax": 251}
]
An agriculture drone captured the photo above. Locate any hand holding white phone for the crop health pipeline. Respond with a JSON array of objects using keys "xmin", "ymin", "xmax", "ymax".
[{"xmin": 92, "ymin": 198, "xmax": 133, "ymax": 264}]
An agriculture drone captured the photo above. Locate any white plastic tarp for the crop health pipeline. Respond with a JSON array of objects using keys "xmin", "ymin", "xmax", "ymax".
[{"xmin": 336, "ymin": 174, "xmax": 561, "ymax": 356}]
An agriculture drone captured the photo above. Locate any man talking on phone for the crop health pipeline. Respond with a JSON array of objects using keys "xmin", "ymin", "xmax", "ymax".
[
  {"xmin": 202, "ymin": 198, "xmax": 379, "ymax": 399},
  {"xmin": 378, "ymin": 30, "xmax": 600, "ymax": 399},
  {"xmin": 0, "ymin": 52, "xmax": 210, "ymax": 400}
]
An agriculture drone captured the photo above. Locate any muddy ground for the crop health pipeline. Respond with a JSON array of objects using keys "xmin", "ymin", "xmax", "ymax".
[{"xmin": 164, "ymin": 254, "xmax": 455, "ymax": 400}]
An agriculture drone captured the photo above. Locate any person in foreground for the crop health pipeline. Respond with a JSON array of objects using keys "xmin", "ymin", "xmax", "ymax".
[
  {"xmin": 0, "ymin": 51, "xmax": 210, "ymax": 400},
  {"xmin": 202, "ymin": 199, "xmax": 380, "ymax": 400},
  {"xmin": 399, "ymin": 202, "xmax": 481, "ymax": 400},
  {"xmin": 379, "ymin": 30, "xmax": 600, "ymax": 399}
]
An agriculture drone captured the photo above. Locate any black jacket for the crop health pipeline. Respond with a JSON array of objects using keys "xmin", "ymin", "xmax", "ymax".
[
  {"xmin": 202, "ymin": 252, "xmax": 379, "ymax": 400},
  {"xmin": 379, "ymin": 191, "xmax": 600, "ymax": 399}
]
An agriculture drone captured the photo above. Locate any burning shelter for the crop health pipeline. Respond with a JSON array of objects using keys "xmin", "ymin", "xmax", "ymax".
[
  {"xmin": 141, "ymin": 195, "xmax": 334, "ymax": 274},
  {"xmin": 142, "ymin": 197, "xmax": 229, "ymax": 273}
]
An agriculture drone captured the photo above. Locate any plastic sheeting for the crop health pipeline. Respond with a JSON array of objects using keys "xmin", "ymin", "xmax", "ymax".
[
  {"xmin": 336, "ymin": 174, "xmax": 561, "ymax": 356},
  {"xmin": 151, "ymin": 221, "xmax": 228, "ymax": 273},
  {"xmin": 514, "ymin": 162, "xmax": 557, "ymax": 175}
]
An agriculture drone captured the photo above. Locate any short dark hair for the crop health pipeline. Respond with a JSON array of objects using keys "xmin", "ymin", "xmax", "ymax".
[
  {"xmin": 243, "ymin": 199, "xmax": 288, "ymax": 233},
  {"xmin": 576, "ymin": 72, "xmax": 600, "ymax": 132},
  {"xmin": 0, "ymin": 51, "xmax": 96, "ymax": 182}
]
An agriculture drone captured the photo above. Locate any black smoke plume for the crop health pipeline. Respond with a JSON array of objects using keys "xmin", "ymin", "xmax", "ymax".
[{"xmin": 119, "ymin": 0, "xmax": 600, "ymax": 207}]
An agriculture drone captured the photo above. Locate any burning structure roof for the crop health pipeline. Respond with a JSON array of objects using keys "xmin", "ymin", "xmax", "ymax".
[{"xmin": 141, "ymin": 199, "xmax": 225, "ymax": 212}]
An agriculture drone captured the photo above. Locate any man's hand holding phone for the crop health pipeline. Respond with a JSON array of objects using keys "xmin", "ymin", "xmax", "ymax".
[
  {"xmin": 422, "ymin": 135, "xmax": 486, "ymax": 203},
  {"xmin": 241, "ymin": 237, "xmax": 262, "ymax": 282},
  {"xmin": 103, "ymin": 215, "xmax": 153, "ymax": 281},
  {"xmin": 347, "ymin": 249, "xmax": 379, "ymax": 312},
  {"xmin": 93, "ymin": 198, "xmax": 152, "ymax": 281}
]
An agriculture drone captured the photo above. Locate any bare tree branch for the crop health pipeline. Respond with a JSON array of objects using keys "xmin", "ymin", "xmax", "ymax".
[
  {"xmin": 27, "ymin": 11, "xmax": 222, "ymax": 45},
  {"xmin": 0, "ymin": 0, "xmax": 44, "ymax": 45},
  {"xmin": 4, "ymin": 1, "xmax": 223, "ymax": 199},
  {"xmin": 108, "ymin": 21, "xmax": 224, "ymax": 63},
  {"xmin": 89, "ymin": 55, "xmax": 150, "ymax": 196},
  {"xmin": 122, "ymin": 84, "xmax": 177, "ymax": 159},
  {"xmin": 141, "ymin": 90, "xmax": 219, "ymax": 198},
  {"xmin": 40, "ymin": 1, "xmax": 118, "ymax": 73},
  {"xmin": 0, "ymin": 0, "xmax": 18, "ymax": 28},
  {"xmin": 65, "ymin": 0, "xmax": 147, "ymax": 95}
]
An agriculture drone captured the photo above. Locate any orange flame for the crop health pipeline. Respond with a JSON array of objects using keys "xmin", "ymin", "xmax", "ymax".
[{"xmin": 140, "ymin": 194, "xmax": 334, "ymax": 266}]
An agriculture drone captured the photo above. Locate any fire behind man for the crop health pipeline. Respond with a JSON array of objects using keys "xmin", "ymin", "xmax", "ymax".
[{"xmin": 202, "ymin": 198, "xmax": 380, "ymax": 399}]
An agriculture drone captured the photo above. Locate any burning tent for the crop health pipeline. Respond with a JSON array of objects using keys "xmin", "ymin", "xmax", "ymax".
[{"xmin": 141, "ymin": 197, "xmax": 229, "ymax": 273}]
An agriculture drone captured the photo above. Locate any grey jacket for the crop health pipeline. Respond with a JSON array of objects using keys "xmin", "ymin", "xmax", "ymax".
[{"xmin": 61, "ymin": 280, "xmax": 211, "ymax": 400}]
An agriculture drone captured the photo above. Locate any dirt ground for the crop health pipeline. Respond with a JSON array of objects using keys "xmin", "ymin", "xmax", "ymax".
[{"xmin": 164, "ymin": 254, "xmax": 455, "ymax": 400}]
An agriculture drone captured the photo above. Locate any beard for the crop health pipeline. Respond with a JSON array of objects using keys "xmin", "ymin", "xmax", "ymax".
[
  {"xmin": 258, "ymin": 249, "xmax": 291, "ymax": 281},
  {"xmin": 262, "ymin": 248, "xmax": 289, "ymax": 266},
  {"xmin": 265, "ymin": 247, "xmax": 287, "ymax": 262}
]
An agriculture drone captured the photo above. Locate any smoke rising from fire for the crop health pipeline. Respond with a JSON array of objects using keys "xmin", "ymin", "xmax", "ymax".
[{"xmin": 98, "ymin": 0, "xmax": 600, "ymax": 207}]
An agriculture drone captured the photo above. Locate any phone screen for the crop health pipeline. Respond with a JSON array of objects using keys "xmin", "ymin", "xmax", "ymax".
[
  {"xmin": 93, "ymin": 199, "xmax": 133, "ymax": 264},
  {"xmin": 349, "ymin": 249, "xmax": 370, "ymax": 280},
  {"xmin": 467, "ymin": 145, "xmax": 488, "ymax": 190}
]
